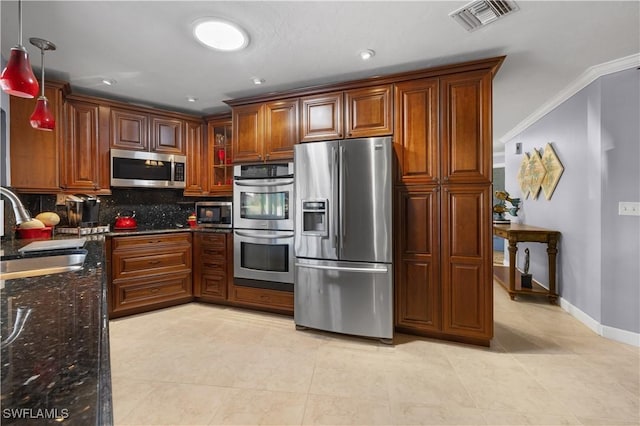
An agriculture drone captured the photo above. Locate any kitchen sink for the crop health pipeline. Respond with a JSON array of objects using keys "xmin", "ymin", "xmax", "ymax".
[{"xmin": 0, "ymin": 250, "xmax": 88, "ymax": 280}]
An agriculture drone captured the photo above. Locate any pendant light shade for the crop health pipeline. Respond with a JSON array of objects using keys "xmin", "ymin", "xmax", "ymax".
[
  {"xmin": 0, "ymin": 47, "xmax": 39, "ymax": 98},
  {"xmin": 29, "ymin": 96, "xmax": 55, "ymax": 131},
  {"xmin": 0, "ymin": 0, "xmax": 39, "ymax": 98},
  {"xmin": 29, "ymin": 37, "xmax": 56, "ymax": 131}
]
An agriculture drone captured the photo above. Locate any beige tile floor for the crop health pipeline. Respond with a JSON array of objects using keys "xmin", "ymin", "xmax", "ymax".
[{"xmin": 109, "ymin": 282, "xmax": 640, "ymax": 426}]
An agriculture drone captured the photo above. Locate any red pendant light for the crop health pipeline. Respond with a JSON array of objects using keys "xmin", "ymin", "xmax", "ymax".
[
  {"xmin": 29, "ymin": 38, "xmax": 56, "ymax": 131},
  {"xmin": 0, "ymin": 0, "xmax": 39, "ymax": 98}
]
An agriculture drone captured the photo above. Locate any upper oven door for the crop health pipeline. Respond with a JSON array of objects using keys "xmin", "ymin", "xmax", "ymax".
[{"xmin": 233, "ymin": 178, "xmax": 294, "ymax": 230}]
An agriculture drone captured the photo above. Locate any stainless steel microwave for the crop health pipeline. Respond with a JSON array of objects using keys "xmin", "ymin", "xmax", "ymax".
[
  {"xmin": 195, "ymin": 201, "xmax": 233, "ymax": 228},
  {"xmin": 110, "ymin": 149, "xmax": 186, "ymax": 188}
]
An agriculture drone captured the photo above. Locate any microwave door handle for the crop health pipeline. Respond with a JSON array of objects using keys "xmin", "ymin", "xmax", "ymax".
[{"xmin": 170, "ymin": 157, "xmax": 175, "ymax": 182}]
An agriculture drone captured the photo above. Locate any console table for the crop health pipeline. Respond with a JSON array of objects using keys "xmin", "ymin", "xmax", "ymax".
[{"xmin": 493, "ymin": 223, "xmax": 560, "ymax": 304}]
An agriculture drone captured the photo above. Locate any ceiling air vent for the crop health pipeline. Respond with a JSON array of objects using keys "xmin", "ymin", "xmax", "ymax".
[{"xmin": 449, "ymin": 0, "xmax": 519, "ymax": 32}]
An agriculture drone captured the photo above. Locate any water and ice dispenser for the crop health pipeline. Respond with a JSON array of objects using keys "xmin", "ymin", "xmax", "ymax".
[{"xmin": 301, "ymin": 200, "xmax": 328, "ymax": 236}]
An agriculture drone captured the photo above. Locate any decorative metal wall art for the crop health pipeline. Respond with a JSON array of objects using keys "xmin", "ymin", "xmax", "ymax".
[
  {"xmin": 517, "ymin": 153, "xmax": 530, "ymax": 199},
  {"xmin": 527, "ymin": 149, "xmax": 546, "ymax": 200},
  {"xmin": 540, "ymin": 143, "xmax": 564, "ymax": 200},
  {"xmin": 516, "ymin": 143, "xmax": 564, "ymax": 201}
]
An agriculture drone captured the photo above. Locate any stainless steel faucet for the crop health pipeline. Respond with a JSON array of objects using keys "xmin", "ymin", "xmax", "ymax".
[{"xmin": 0, "ymin": 187, "xmax": 32, "ymax": 224}]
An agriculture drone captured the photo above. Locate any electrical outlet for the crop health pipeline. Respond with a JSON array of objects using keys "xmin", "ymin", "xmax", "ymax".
[
  {"xmin": 618, "ymin": 202, "xmax": 640, "ymax": 216},
  {"xmin": 56, "ymin": 193, "xmax": 67, "ymax": 206}
]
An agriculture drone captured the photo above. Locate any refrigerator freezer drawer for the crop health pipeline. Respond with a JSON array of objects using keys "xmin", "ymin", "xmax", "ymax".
[{"xmin": 294, "ymin": 258, "xmax": 393, "ymax": 340}]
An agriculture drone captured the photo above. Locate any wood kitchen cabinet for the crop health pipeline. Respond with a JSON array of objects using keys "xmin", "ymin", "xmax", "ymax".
[
  {"xmin": 110, "ymin": 106, "xmax": 186, "ymax": 154},
  {"xmin": 441, "ymin": 185, "xmax": 492, "ymax": 339},
  {"xmin": 344, "ymin": 85, "xmax": 393, "ymax": 138},
  {"xmin": 61, "ymin": 95, "xmax": 111, "ymax": 194},
  {"xmin": 184, "ymin": 119, "xmax": 206, "ymax": 195},
  {"xmin": 207, "ymin": 115, "xmax": 233, "ymax": 193},
  {"xmin": 193, "ymin": 232, "xmax": 232, "ymax": 302},
  {"xmin": 395, "ymin": 187, "xmax": 441, "ymax": 333},
  {"xmin": 393, "ymin": 59, "xmax": 501, "ymax": 346},
  {"xmin": 440, "ymin": 70, "xmax": 493, "ymax": 184},
  {"xmin": 300, "ymin": 85, "xmax": 392, "ymax": 142},
  {"xmin": 151, "ymin": 115, "xmax": 184, "ymax": 154},
  {"xmin": 9, "ymin": 81, "xmax": 68, "ymax": 193},
  {"xmin": 394, "ymin": 78, "xmax": 439, "ymax": 184},
  {"xmin": 299, "ymin": 91, "xmax": 343, "ymax": 142},
  {"xmin": 232, "ymin": 99, "xmax": 298, "ymax": 163},
  {"xmin": 108, "ymin": 232, "xmax": 193, "ymax": 318}
]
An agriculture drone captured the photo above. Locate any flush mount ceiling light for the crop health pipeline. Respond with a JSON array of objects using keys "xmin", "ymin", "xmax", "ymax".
[
  {"xmin": 102, "ymin": 78, "xmax": 116, "ymax": 86},
  {"xmin": 252, "ymin": 77, "xmax": 265, "ymax": 85},
  {"xmin": 186, "ymin": 96, "xmax": 198, "ymax": 102},
  {"xmin": 359, "ymin": 49, "xmax": 375, "ymax": 61},
  {"xmin": 193, "ymin": 18, "xmax": 249, "ymax": 51}
]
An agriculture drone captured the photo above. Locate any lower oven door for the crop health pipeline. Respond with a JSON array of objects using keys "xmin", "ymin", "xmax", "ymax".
[{"xmin": 234, "ymin": 229, "xmax": 295, "ymax": 286}]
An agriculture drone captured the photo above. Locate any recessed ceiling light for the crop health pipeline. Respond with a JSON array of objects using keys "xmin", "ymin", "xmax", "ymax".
[
  {"xmin": 193, "ymin": 18, "xmax": 249, "ymax": 51},
  {"xmin": 252, "ymin": 77, "xmax": 265, "ymax": 85},
  {"xmin": 186, "ymin": 96, "xmax": 198, "ymax": 103},
  {"xmin": 359, "ymin": 49, "xmax": 375, "ymax": 60},
  {"xmin": 102, "ymin": 78, "xmax": 116, "ymax": 86}
]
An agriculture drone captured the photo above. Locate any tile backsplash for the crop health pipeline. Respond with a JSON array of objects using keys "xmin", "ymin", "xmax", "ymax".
[{"xmin": 2, "ymin": 188, "xmax": 231, "ymax": 239}]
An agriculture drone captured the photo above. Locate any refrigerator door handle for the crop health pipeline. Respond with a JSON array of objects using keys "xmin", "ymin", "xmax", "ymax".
[
  {"xmin": 295, "ymin": 262, "xmax": 389, "ymax": 274},
  {"xmin": 339, "ymin": 145, "xmax": 346, "ymax": 248},
  {"xmin": 331, "ymin": 145, "xmax": 339, "ymax": 250}
]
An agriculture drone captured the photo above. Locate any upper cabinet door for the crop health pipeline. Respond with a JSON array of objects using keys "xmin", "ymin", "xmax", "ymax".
[
  {"xmin": 111, "ymin": 108, "xmax": 148, "ymax": 150},
  {"xmin": 184, "ymin": 120, "xmax": 205, "ymax": 195},
  {"xmin": 394, "ymin": 78, "xmax": 439, "ymax": 185},
  {"xmin": 232, "ymin": 104, "xmax": 264, "ymax": 163},
  {"xmin": 300, "ymin": 92, "xmax": 343, "ymax": 142},
  {"xmin": 151, "ymin": 115, "xmax": 184, "ymax": 154},
  {"xmin": 344, "ymin": 85, "xmax": 393, "ymax": 139},
  {"xmin": 9, "ymin": 83, "xmax": 64, "ymax": 193},
  {"xmin": 440, "ymin": 70, "xmax": 492, "ymax": 184},
  {"xmin": 62, "ymin": 99, "xmax": 104, "ymax": 192},
  {"xmin": 264, "ymin": 99, "xmax": 298, "ymax": 161}
]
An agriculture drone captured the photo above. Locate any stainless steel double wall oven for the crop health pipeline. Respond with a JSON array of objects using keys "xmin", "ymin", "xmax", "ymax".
[{"xmin": 233, "ymin": 163, "xmax": 294, "ymax": 291}]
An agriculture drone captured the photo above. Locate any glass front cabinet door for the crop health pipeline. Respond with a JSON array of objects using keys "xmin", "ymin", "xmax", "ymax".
[{"xmin": 207, "ymin": 116, "xmax": 233, "ymax": 193}]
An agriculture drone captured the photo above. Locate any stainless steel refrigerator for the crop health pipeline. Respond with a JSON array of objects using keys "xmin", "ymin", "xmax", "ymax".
[{"xmin": 294, "ymin": 136, "xmax": 393, "ymax": 342}]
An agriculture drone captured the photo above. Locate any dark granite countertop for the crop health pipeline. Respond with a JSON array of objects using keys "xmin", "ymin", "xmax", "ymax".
[
  {"xmin": 106, "ymin": 225, "xmax": 232, "ymax": 237},
  {"xmin": 0, "ymin": 235, "xmax": 112, "ymax": 425}
]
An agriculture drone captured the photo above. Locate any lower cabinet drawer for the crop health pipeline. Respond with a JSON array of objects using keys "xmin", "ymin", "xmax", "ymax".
[
  {"xmin": 231, "ymin": 285, "xmax": 293, "ymax": 312},
  {"xmin": 111, "ymin": 272, "xmax": 192, "ymax": 314},
  {"xmin": 112, "ymin": 247, "xmax": 191, "ymax": 279}
]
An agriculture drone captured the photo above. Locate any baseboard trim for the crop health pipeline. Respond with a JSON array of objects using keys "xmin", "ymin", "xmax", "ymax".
[
  {"xmin": 559, "ymin": 297, "xmax": 640, "ymax": 347},
  {"xmin": 499, "ymin": 53, "xmax": 640, "ymax": 144}
]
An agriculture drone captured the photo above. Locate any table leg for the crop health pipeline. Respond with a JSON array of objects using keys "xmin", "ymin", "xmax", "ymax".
[
  {"xmin": 508, "ymin": 236, "xmax": 518, "ymax": 294},
  {"xmin": 547, "ymin": 235, "xmax": 559, "ymax": 304}
]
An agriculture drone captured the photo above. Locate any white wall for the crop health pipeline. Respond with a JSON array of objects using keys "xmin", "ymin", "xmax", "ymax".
[{"xmin": 504, "ymin": 66, "xmax": 639, "ymax": 339}]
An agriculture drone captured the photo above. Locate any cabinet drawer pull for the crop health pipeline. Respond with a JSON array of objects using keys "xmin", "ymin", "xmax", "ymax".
[
  {"xmin": 148, "ymin": 260, "xmax": 161, "ymax": 265},
  {"xmin": 260, "ymin": 295, "xmax": 270, "ymax": 301},
  {"xmin": 150, "ymin": 288, "xmax": 160, "ymax": 293},
  {"xmin": 204, "ymin": 263, "xmax": 220, "ymax": 268}
]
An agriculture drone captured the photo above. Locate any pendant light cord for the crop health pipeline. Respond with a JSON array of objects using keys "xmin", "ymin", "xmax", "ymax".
[
  {"xmin": 40, "ymin": 48, "xmax": 45, "ymax": 97},
  {"xmin": 18, "ymin": 0, "xmax": 23, "ymax": 46}
]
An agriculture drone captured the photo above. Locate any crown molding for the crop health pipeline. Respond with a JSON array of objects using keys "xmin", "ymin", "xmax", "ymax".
[{"xmin": 499, "ymin": 53, "xmax": 640, "ymax": 144}]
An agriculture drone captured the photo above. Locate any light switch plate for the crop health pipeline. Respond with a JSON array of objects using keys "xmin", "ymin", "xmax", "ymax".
[{"xmin": 618, "ymin": 201, "xmax": 640, "ymax": 216}]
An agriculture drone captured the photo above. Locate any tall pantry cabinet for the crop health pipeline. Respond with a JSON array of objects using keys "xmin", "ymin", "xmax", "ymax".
[{"xmin": 394, "ymin": 60, "xmax": 500, "ymax": 346}]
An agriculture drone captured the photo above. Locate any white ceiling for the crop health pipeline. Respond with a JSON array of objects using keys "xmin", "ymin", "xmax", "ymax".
[{"xmin": 1, "ymin": 1, "xmax": 639, "ymax": 154}]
